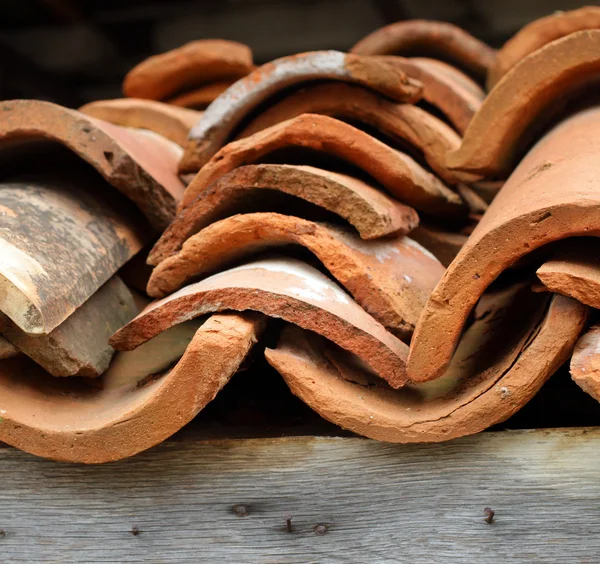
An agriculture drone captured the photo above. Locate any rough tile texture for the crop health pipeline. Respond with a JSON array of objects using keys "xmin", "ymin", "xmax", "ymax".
[
  {"xmin": 148, "ymin": 163, "xmax": 418, "ymax": 266},
  {"xmin": 1, "ymin": 277, "xmax": 138, "ymax": 378},
  {"xmin": 147, "ymin": 212, "xmax": 444, "ymax": 340}
]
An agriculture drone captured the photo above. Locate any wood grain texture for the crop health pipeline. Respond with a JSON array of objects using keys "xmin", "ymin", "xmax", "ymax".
[{"xmin": 1, "ymin": 429, "xmax": 599, "ymax": 563}]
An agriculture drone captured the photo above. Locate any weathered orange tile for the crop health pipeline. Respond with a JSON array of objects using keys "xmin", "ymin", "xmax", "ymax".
[
  {"xmin": 0, "ymin": 100, "xmax": 185, "ymax": 230},
  {"xmin": 448, "ymin": 30, "xmax": 600, "ymax": 178},
  {"xmin": 351, "ymin": 20, "xmax": 496, "ymax": 82},
  {"xmin": 180, "ymin": 114, "xmax": 464, "ymax": 216},
  {"xmin": 123, "ymin": 39, "xmax": 254, "ymax": 101},
  {"xmin": 268, "ymin": 292, "xmax": 585, "ymax": 442},
  {"xmin": 236, "ymin": 82, "xmax": 462, "ymax": 182},
  {"xmin": 180, "ymin": 51, "xmax": 423, "ymax": 171},
  {"xmin": 1, "ymin": 277, "xmax": 137, "ymax": 378},
  {"xmin": 149, "ymin": 163, "xmax": 419, "ymax": 265},
  {"xmin": 112, "ymin": 257, "xmax": 409, "ymax": 389},
  {"xmin": 488, "ymin": 6, "xmax": 600, "ymax": 88},
  {"xmin": 79, "ymin": 98, "xmax": 202, "ymax": 147},
  {"xmin": 147, "ymin": 213, "xmax": 444, "ymax": 340},
  {"xmin": 409, "ymin": 105, "xmax": 600, "ymax": 382},
  {"xmin": 0, "ymin": 313, "xmax": 264, "ymax": 462}
]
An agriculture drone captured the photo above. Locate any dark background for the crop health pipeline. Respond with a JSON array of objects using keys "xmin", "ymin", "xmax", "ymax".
[{"xmin": 0, "ymin": 0, "xmax": 595, "ymax": 107}]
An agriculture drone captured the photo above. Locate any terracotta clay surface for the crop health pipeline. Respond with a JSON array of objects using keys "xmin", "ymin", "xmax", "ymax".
[
  {"xmin": 0, "ymin": 174, "xmax": 146, "ymax": 335},
  {"xmin": 180, "ymin": 114, "xmax": 464, "ymax": 218},
  {"xmin": 181, "ymin": 51, "xmax": 423, "ymax": 171},
  {"xmin": 1, "ymin": 277, "xmax": 137, "ymax": 378},
  {"xmin": 378, "ymin": 56, "xmax": 483, "ymax": 134},
  {"xmin": 537, "ymin": 241, "xmax": 600, "ymax": 309},
  {"xmin": 410, "ymin": 224, "xmax": 468, "ymax": 267},
  {"xmin": 79, "ymin": 99, "xmax": 201, "ymax": 147},
  {"xmin": 147, "ymin": 213, "xmax": 444, "ymax": 340},
  {"xmin": 166, "ymin": 81, "xmax": 234, "ymax": 109},
  {"xmin": 148, "ymin": 163, "xmax": 418, "ymax": 266},
  {"xmin": 350, "ymin": 20, "xmax": 496, "ymax": 81},
  {"xmin": 236, "ymin": 82, "xmax": 462, "ymax": 182},
  {"xmin": 488, "ymin": 6, "xmax": 600, "ymax": 89},
  {"xmin": 411, "ymin": 57, "xmax": 485, "ymax": 100},
  {"xmin": 570, "ymin": 325, "xmax": 600, "ymax": 403},
  {"xmin": 0, "ymin": 313, "xmax": 264, "ymax": 463},
  {"xmin": 112, "ymin": 257, "xmax": 409, "ymax": 389},
  {"xmin": 267, "ymin": 292, "xmax": 586, "ymax": 442},
  {"xmin": 123, "ymin": 39, "xmax": 254, "ymax": 101},
  {"xmin": 448, "ymin": 31, "xmax": 600, "ymax": 178},
  {"xmin": 408, "ymin": 105, "xmax": 600, "ymax": 383},
  {"xmin": 0, "ymin": 100, "xmax": 185, "ymax": 230},
  {"xmin": 0, "ymin": 337, "xmax": 19, "ymax": 360}
]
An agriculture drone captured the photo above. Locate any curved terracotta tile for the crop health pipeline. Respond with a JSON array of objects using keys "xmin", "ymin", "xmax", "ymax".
[
  {"xmin": 147, "ymin": 213, "xmax": 444, "ymax": 340},
  {"xmin": 153, "ymin": 162, "xmax": 419, "ymax": 265},
  {"xmin": 411, "ymin": 57, "xmax": 485, "ymax": 101},
  {"xmin": 236, "ymin": 82, "xmax": 462, "ymax": 182},
  {"xmin": 536, "ymin": 241, "xmax": 600, "ymax": 309},
  {"xmin": 0, "ymin": 100, "xmax": 185, "ymax": 230},
  {"xmin": 408, "ymin": 105, "xmax": 600, "ymax": 382},
  {"xmin": 0, "ymin": 174, "xmax": 146, "ymax": 335},
  {"xmin": 267, "ymin": 292, "xmax": 586, "ymax": 442},
  {"xmin": 79, "ymin": 98, "xmax": 201, "ymax": 147},
  {"xmin": 447, "ymin": 30, "xmax": 600, "ymax": 178},
  {"xmin": 180, "ymin": 114, "xmax": 464, "ymax": 218},
  {"xmin": 350, "ymin": 20, "xmax": 496, "ymax": 81},
  {"xmin": 149, "ymin": 163, "xmax": 419, "ymax": 265},
  {"xmin": 180, "ymin": 51, "xmax": 423, "ymax": 171},
  {"xmin": 0, "ymin": 313, "xmax": 264, "ymax": 463},
  {"xmin": 377, "ymin": 56, "xmax": 483, "ymax": 134},
  {"xmin": 1, "ymin": 276, "xmax": 137, "ymax": 378},
  {"xmin": 112, "ymin": 257, "xmax": 409, "ymax": 389},
  {"xmin": 489, "ymin": 6, "xmax": 600, "ymax": 89},
  {"xmin": 410, "ymin": 224, "xmax": 468, "ymax": 267},
  {"xmin": 166, "ymin": 81, "xmax": 234, "ymax": 109},
  {"xmin": 123, "ymin": 39, "xmax": 254, "ymax": 101},
  {"xmin": 571, "ymin": 325, "xmax": 600, "ymax": 402}
]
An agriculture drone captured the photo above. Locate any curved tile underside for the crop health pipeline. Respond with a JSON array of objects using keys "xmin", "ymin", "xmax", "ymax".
[
  {"xmin": 180, "ymin": 51, "xmax": 423, "ymax": 172},
  {"xmin": 351, "ymin": 20, "xmax": 496, "ymax": 81},
  {"xmin": 409, "ymin": 105, "xmax": 600, "ymax": 382},
  {"xmin": 488, "ymin": 6, "xmax": 600, "ymax": 89},
  {"xmin": 148, "ymin": 163, "xmax": 419, "ymax": 266},
  {"xmin": 0, "ymin": 100, "xmax": 185, "ymax": 230},
  {"xmin": 112, "ymin": 257, "xmax": 410, "ymax": 389},
  {"xmin": 79, "ymin": 98, "xmax": 202, "ymax": 147},
  {"xmin": 267, "ymin": 292, "xmax": 586, "ymax": 443},
  {"xmin": 0, "ymin": 313, "xmax": 264, "ymax": 463},
  {"xmin": 147, "ymin": 212, "xmax": 444, "ymax": 340},
  {"xmin": 448, "ymin": 31, "xmax": 600, "ymax": 178},
  {"xmin": 180, "ymin": 114, "xmax": 464, "ymax": 216},
  {"xmin": 123, "ymin": 39, "xmax": 254, "ymax": 102}
]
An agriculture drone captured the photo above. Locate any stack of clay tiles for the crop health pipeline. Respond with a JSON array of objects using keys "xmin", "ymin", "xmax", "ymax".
[
  {"xmin": 0, "ymin": 96, "xmax": 189, "ymax": 460},
  {"xmin": 4, "ymin": 8, "xmax": 600, "ymax": 464},
  {"xmin": 113, "ymin": 25, "xmax": 494, "ymax": 455}
]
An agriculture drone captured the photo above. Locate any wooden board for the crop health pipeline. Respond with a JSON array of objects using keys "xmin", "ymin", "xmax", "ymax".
[{"xmin": 0, "ymin": 428, "xmax": 599, "ymax": 563}]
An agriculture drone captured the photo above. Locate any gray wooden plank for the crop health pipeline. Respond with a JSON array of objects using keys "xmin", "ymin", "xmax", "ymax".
[{"xmin": 0, "ymin": 428, "xmax": 599, "ymax": 563}]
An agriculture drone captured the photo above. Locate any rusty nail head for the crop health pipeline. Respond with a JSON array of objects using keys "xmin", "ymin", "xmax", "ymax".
[
  {"xmin": 314, "ymin": 523, "xmax": 328, "ymax": 535},
  {"xmin": 233, "ymin": 504, "xmax": 249, "ymax": 517},
  {"xmin": 484, "ymin": 507, "xmax": 495, "ymax": 524},
  {"xmin": 130, "ymin": 525, "xmax": 141, "ymax": 536}
]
